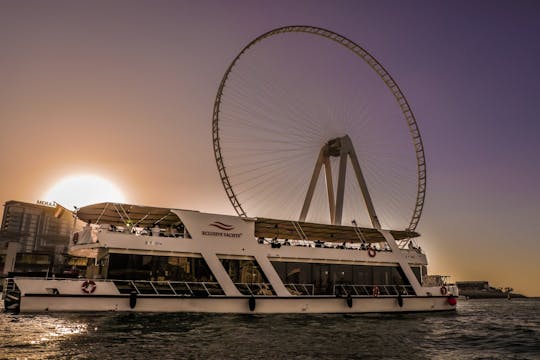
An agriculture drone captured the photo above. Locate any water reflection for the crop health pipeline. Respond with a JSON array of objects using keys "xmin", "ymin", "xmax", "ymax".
[
  {"xmin": 30, "ymin": 322, "xmax": 88, "ymax": 345},
  {"xmin": 1, "ymin": 299, "xmax": 539, "ymax": 359},
  {"xmin": 0, "ymin": 314, "xmax": 89, "ymax": 359}
]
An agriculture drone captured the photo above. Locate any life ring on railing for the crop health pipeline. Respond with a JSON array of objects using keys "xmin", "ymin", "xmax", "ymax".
[
  {"xmin": 81, "ymin": 280, "xmax": 96, "ymax": 294},
  {"xmin": 367, "ymin": 247, "xmax": 377, "ymax": 258},
  {"xmin": 440, "ymin": 286, "xmax": 448, "ymax": 296},
  {"xmin": 372, "ymin": 286, "xmax": 380, "ymax": 297}
]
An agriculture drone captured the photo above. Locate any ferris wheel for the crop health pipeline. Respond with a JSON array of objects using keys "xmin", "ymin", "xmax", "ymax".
[{"xmin": 212, "ymin": 26, "xmax": 426, "ymax": 232}]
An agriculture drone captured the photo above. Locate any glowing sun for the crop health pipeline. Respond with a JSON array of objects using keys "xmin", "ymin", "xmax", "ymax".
[{"xmin": 43, "ymin": 174, "xmax": 126, "ymax": 209}]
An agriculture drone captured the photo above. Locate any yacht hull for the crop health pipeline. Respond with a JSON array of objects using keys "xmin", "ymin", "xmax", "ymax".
[{"xmin": 16, "ymin": 294, "xmax": 455, "ymax": 313}]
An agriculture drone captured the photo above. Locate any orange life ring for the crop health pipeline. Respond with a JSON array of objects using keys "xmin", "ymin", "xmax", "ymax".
[
  {"xmin": 372, "ymin": 286, "xmax": 380, "ymax": 297},
  {"xmin": 367, "ymin": 247, "xmax": 377, "ymax": 257},
  {"xmin": 81, "ymin": 280, "xmax": 97, "ymax": 294},
  {"xmin": 440, "ymin": 286, "xmax": 448, "ymax": 296}
]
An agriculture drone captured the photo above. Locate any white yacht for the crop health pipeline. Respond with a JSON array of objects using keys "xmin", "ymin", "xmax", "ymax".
[
  {"xmin": 2, "ymin": 202, "xmax": 457, "ymax": 313},
  {"xmin": 3, "ymin": 25, "xmax": 459, "ymax": 314}
]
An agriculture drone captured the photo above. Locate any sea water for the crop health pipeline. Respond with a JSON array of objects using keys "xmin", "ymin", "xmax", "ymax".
[{"xmin": 0, "ymin": 298, "xmax": 538, "ymax": 359}]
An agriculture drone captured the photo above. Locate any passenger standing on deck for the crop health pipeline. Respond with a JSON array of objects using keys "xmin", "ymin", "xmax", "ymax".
[{"xmin": 151, "ymin": 224, "xmax": 160, "ymax": 237}]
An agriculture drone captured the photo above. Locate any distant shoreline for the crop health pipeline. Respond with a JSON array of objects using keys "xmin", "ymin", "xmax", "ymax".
[{"xmin": 459, "ymin": 291, "xmax": 526, "ymax": 299}]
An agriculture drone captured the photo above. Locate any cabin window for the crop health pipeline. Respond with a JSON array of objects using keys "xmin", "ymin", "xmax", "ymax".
[
  {"xmin": 411, "ymin": 266, "xmax": 422, "ymax": 284},
  {"xmin": 13, "ymin": 253, "xmax": 51, "ymax": 274},
  {"xmin": 219, "ymin": 258, "xmax": 268, "ymax": 284},
  {"xmin": 106, "ymin": 253, "xmax": 216, "ymax": 282},
  {"xmin": 271, "ymin": 261, "xmax": 412, "ymax": 295},
  {"xmin": 219, "ymin": 257, "xmax": 275, "ymax": 295}
]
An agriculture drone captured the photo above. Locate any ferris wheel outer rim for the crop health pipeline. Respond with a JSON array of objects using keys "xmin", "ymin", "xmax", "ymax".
[{"xmin": 212, "ymin": 25, "xmax": 427, "ymax": 231}]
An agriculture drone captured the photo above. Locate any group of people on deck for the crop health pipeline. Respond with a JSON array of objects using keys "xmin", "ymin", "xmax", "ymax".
[
  {"xmin": 104, "ymin": 222, "xmax": 186, "ymax": 237},
  {"xmin": 258, "ymin": 237, "xmax": 393, "ymax": 252}
]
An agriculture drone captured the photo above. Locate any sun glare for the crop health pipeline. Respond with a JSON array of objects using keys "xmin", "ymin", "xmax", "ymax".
[{"xmin": 43, "ymin": 174, "xmax": 126, "ymax": 209}]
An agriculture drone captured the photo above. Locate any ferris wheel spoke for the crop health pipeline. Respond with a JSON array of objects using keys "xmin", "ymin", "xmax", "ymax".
[
  {"xmin": 225, "ymin": 70, "xmax": 324, "ymax": 134},
  {"xmin": 213, "ymin": 26, "xmax": 426, "ymax": 230}
]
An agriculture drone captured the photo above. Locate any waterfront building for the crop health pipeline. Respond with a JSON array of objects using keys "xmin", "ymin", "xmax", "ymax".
[{"xmin": 0, "ymin": 200, "xmax": 83, "ymax": 275}]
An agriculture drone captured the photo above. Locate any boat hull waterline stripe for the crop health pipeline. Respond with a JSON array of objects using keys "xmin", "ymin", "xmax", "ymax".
[{"xmin": 17, "ymin": 295, "xmax": 456, "ymax": 314}]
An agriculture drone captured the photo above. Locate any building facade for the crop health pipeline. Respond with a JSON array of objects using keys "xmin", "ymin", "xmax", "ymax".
[{"xmin": 0, "ymin": 200, "xmax": 82, "ymax": 275}]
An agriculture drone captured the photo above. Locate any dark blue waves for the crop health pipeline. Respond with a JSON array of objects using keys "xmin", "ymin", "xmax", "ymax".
[{"xmin": 1, "ymin": 299, "xmax": 539, "ymax": 359}]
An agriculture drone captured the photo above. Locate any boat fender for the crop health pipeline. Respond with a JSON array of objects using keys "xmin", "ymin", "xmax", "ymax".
[
  {"xmin": 129, "ymin": 291, "xmax": 138, "ymax": 309},
  {"xmin": 440, "ymin": 286, "xmax": 448, "ymax": 296},
  {"xmin": 346, "ymin": 294, "xmax": 353, "ymax": 308},
  {"xmin": 447, "ymin": 295, "xmax": 457, "ymax": 306},
  {"xmin": 248, "ymin": 296, "xmax": 256, "ymax": 311},
  {"xmin": 397, "ymin": 293, "xmax": 403, "ymax": 307},
  {"xmin": 72, "ymin": 232, "xmax": 79, "ymax": 244},
  {"xmin": 372, "ymin": 286, "xmax": 380, "ymax": 297},
  {"xmin": 368, "ymin": 247, "xmax": 377, "ymax": 257},
  {"xmin": 81, "ymin": 280, "xmax": 96, "ymax": 294}
]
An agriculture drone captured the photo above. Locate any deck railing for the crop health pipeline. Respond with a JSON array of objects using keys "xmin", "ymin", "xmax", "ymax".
[
  {"xmin": 284, "ymin": 283, "xmax": 315, "ymax": 296},
  {"xmin": 113, "ymin": 280, "xmax": 225, "ymax": 297},
  {"xmin": 5, "ymin": 277, "xmax": 417, "ymax": 298},
  {"xmin": 234, "ymin": 282, "xmax": 275, "ymax": 296},
  {"xmin": 281, "ymin": 283, "xmax": 415, "ymax": 296},
  {"xmin": 112, "ymin": 281, "xmax": 416, "ymax": 297},
  {"xmin": 333, "ymin": 284, "xmax": 416, "ymax": 296}
]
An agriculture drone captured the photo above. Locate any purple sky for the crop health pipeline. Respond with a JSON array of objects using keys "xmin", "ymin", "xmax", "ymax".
[{"xmin": 1, "ymin": 0, "xmax": 539, "ymax": 295}]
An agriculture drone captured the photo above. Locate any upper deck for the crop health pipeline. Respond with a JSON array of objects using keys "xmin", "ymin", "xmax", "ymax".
[
  {"xmin": 69, "ymin": 202, "xmax": 426, "ymax": 266},
  {"xmin": 75, "ymin": 202, "xmax": 419, "ymax": 243}
]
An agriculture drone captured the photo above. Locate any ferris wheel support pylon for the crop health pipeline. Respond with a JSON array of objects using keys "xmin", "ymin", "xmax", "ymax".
[{"xmin": 299, "ymin": 135, "xmax": 381, "ymax": 228}]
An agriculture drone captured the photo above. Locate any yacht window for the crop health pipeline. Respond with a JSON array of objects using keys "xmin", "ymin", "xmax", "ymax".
[
  {"xmin": 272, "ymin": 261, "xmax": 412, "ymax": 295},
  {"xmin": 107, "ymin": 253, "xmax": 216, "ymax": 282},
  {"xmin": 13, "ymin": 253, "xmax": 51, "ymax": 274},
  {"xmin": 411, "ymin": 266, "xmax": 422, "ymax": 283},
  {"xmin": 219, "ymin": 257, "xmax": 275, "ymax": 295},
  {"xmin": 220, "ymin": 258, "xmax": 268, "ymax": 284}
]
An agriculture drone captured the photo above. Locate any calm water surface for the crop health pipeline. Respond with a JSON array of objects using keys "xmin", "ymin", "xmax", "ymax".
[{"xmin": 1, "ymin": 299, "xmax": 539, "ymax": 359}]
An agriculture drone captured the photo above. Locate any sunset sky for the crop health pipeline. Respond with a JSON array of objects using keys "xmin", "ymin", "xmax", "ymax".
[{"xmin": 1, "ymin": 1, "xmax": 539, "ymax": 296}]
